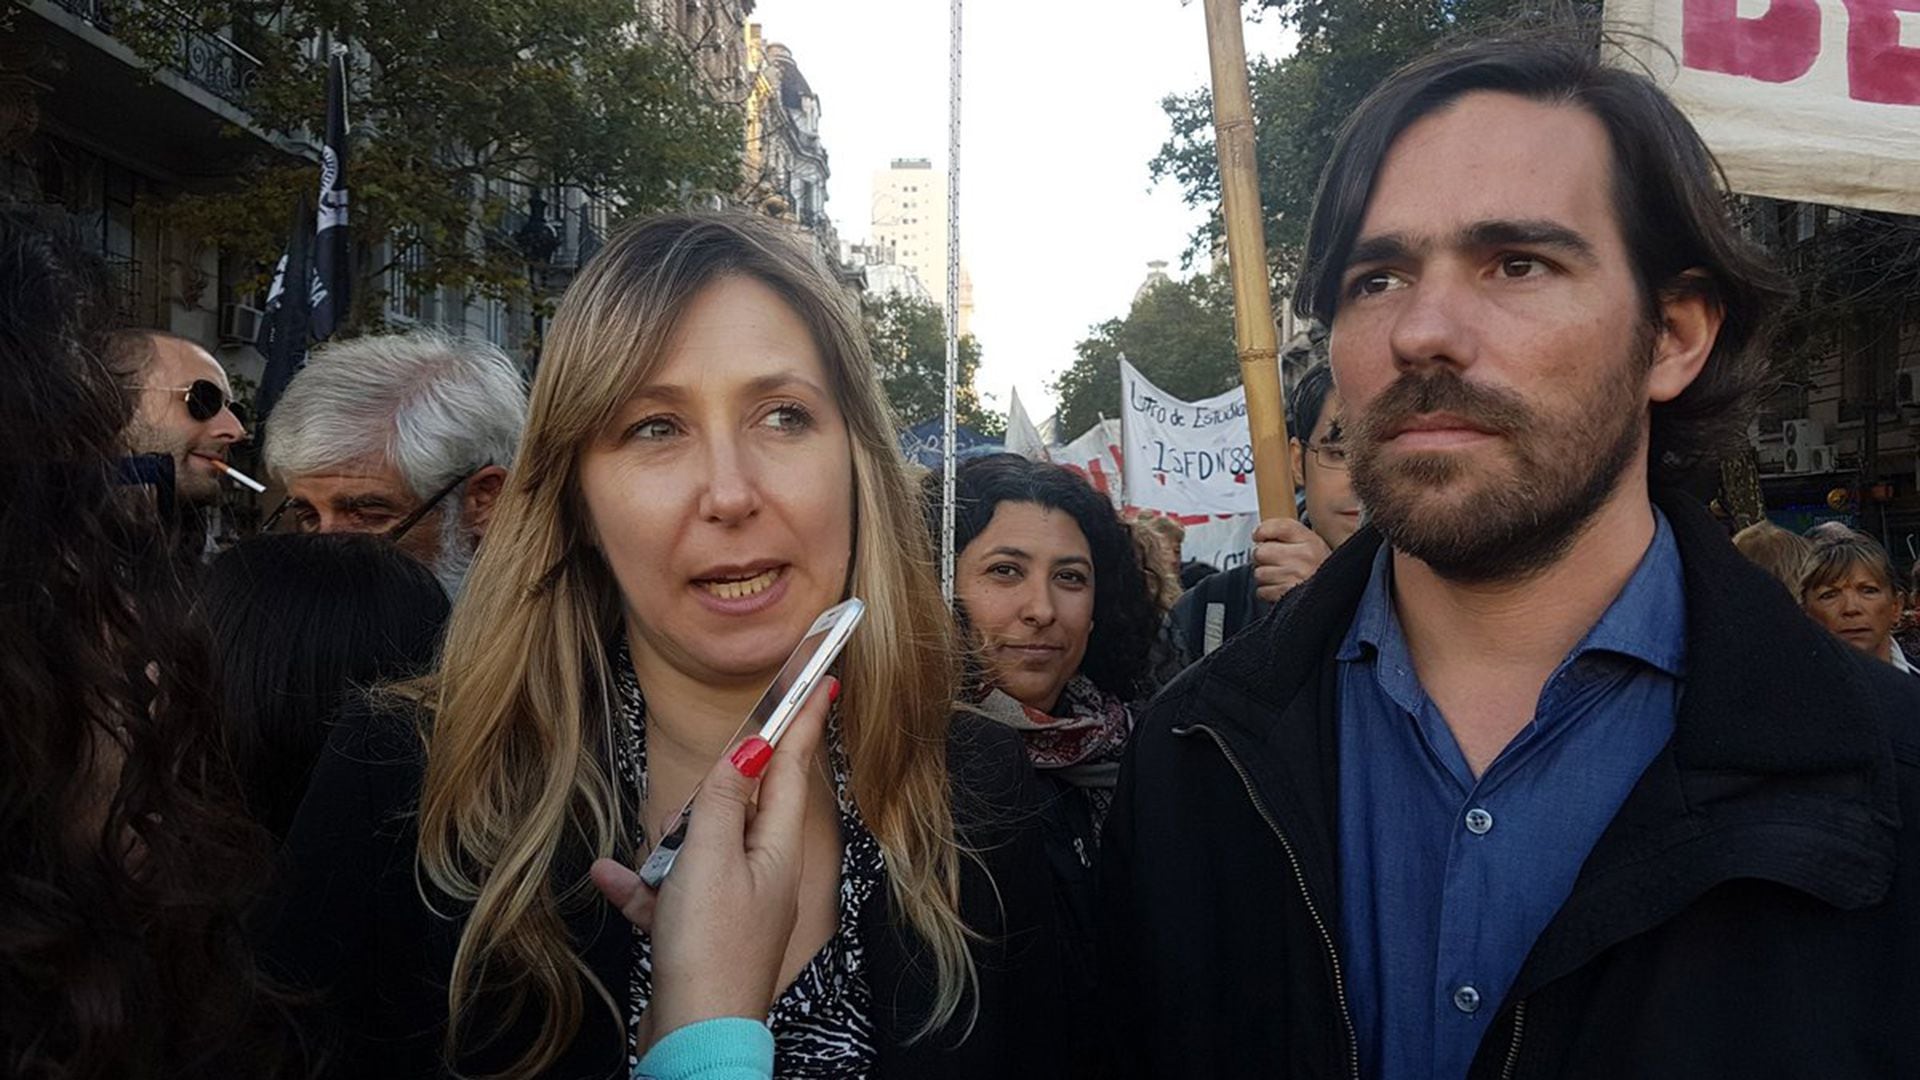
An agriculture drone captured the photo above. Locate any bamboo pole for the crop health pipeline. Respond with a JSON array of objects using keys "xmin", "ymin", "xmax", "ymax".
[{"xmin": 1202, "ymin": 0, "xmax": 1295, "ymax": 521}]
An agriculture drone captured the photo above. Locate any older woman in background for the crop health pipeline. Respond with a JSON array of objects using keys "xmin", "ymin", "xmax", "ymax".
[{"xmin": 1800, "ymin": 532, "xmax": 1914, "ymax": 672}]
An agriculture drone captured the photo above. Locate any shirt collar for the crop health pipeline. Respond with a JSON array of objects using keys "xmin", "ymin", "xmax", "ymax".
[
  {"xmin": 1337, "ymin": 540, "xmax": 1399, "ymax": 664},
  {"xmin": 1892, "ymin": 640, "xmax": 1914, "ymax": 675},
  {"xmin": 1336, "ymin": 506, "xmax": 1687, "ymax": 678},
  {"xmin": 1335, "ymin": 540, "xmax": 1428, "ymax": 719},
  {"xmin": 1572, "ymin": 508, "xmax": 1686, "ymax": 677}
]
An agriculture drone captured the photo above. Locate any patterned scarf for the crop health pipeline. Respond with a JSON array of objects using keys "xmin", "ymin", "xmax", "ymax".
[{"xmin": 977, "ymin": 674, "xmax": 1133, "ymax": 827}]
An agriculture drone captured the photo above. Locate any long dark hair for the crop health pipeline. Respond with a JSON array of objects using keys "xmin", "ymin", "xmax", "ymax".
[
  {"xmin": 0, "ymin": 208, "xmax": 291, "ymax": 1078},
  {"xmin": 205, "ymin": 532, "xmax": 451, "ymax": 838},
  {"xmin": 1293, "ymin": 30, "xmax": 1793, "ymax": 482},
  {"xmin": 929, "ymin": 453, "xmax": 1161, "ymax": 702}
]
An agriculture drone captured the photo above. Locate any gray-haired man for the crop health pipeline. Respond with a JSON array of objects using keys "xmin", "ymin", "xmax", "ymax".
[{"xmin": 265, "ymin": 331, "xmax": 527, "ymax": 595}]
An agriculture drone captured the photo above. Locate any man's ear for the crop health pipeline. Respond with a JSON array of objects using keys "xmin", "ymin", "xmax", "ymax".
[
  {"xmin": 1647, "ymin": 273, "xmax": 1724, "ymax": 405},
  {"xmin": 463, "ymin": 465, "xmax": 509, "ymax": 537},
  {"xmin": 1290, "ymin": 437, "xmax": 1306, "ymax": 490}
]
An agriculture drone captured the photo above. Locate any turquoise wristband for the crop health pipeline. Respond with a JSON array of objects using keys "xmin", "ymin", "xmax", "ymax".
[{"xmin": 631, "ymin": 1017, "xmax": 774, "ymax": 1080}]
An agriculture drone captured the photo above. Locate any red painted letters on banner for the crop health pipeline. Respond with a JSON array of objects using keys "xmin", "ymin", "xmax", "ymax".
[
  {"xmin": 1846, "ymin": 0, "xmax": 1920, "ymax": 106},
  {"xmin": 1684, "ymin": 0, "xmax": 1822, "ymax": 83},
  {"xmin": 1683, "ymin": 0, "xmax": 1920, "ymax": 105}
]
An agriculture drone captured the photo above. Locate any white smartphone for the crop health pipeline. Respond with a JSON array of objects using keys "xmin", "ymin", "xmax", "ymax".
[{"xmin": 636, "ymin": 597, "xmax": 866, "ymax": 888}]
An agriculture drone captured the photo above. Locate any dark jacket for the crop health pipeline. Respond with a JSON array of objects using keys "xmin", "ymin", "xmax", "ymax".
[
  {"xmin": 1166, "ymin": 563, "xmax": 1270, "ymax": 668},
  {"xmin": 1100, "ymin": 491, "xmax": 1920, "ymax": 1079},
  {"xmin": 262, "ymin": 701, "xmax": 1066, "ymax": 1079}
]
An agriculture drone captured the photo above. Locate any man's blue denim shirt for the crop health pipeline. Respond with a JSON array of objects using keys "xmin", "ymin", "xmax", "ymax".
[{"xmin": 1335, "ymin": 509, "xmax": 1685, "ymax": 1080}]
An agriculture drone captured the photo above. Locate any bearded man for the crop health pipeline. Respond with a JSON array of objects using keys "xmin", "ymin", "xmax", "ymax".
[
  {"xmin": 263, "ymin": 331, "xmax": 525, "ymax": 596},
  {"xmin": 118, "ymin": 331, "xmax": 248, "ymax": 507},
  {"xmin": 1099, "ymin": 33, "xmax": 1920, "ymax": 1080}
]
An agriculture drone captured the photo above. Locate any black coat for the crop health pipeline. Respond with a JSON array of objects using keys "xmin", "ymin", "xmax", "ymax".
[
  {"xmin": 1099, "ymin": 491, "xmax": 1920, "ymax": 1079},
  {"xmin": 261, "ymin": 702, "xmax": 1067, "ymax": 1079},
  {"xmin": 1165, "ymin": 562, "xmax": 1270, "ymax": 667}
]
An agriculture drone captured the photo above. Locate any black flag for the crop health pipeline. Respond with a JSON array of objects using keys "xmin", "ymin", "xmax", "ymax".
[
  {"xmin": 254, "ymin": 49, "xmax": 349, "ymax": 421},
  {"xmin": 254, "ymin": 192, "xmax": 312, "ymax": 420},
  {"xmin": 312, "ymin": 47, "xmax": 350, "ymax": 339}
]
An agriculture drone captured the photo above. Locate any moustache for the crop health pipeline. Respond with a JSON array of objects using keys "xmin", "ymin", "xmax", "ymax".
[{"xmin": 1353, "ymin": 373, "xmax": 1533, "ymax": 446}]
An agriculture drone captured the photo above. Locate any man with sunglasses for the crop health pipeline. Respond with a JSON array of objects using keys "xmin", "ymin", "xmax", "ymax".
[
  {"xmin": 117, "ymin": 331, "xmax": 248, "ymax": 508},
  {"xmin": 263, "ymin": 330, "xmax": 526, "ymax": 595}
]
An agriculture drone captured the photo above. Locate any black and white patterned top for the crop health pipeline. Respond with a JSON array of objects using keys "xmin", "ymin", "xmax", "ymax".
[{"xmin": 611, "ymin": 643, "xmax": 883, "ymax": 1078}]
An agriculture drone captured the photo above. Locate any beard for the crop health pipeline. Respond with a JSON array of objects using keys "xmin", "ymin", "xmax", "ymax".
[
  {"xmin": 171, "ymin": 450, "xmax": 224, "ymax": 506},
  {"xmin": 122, "ymin": 416, "xmax": 220, "ymax": 505},
  {"xmin": 1348, "ymin": 338, "xmax": 1652, "ymax": 584}
]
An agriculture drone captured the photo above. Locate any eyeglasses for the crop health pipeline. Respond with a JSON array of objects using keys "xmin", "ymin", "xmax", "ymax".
[
  {"xmin": 1307, "ymin": 441, "xmax": 1350, "ymax": 470},
  {"xmin": 260, "ymin": 465, "xmax": 482, "ymax": 541},
  {"xmin": 133, "ymin": 379, "xmax": 234, "ymax": 423}
]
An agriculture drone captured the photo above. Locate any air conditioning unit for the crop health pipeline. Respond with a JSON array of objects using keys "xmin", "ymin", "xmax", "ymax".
[
  {"xmin": 1783, "ymin": 418, "xmax": 1827, "ymax": 448},
  {"xmin": 1898, "ymin": 367, "xmax": 1920, "ymax": 409},
  {"xmin": 1784, "ymin": 443, "xmax": 1836, "ymax": 475},
  {"xmin": 220, "ymin": 302, "xmax": 264, "ymax": 345}
]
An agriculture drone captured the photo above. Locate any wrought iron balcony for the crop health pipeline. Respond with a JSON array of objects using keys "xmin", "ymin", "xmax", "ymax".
[
  {"xmin": 102, "ymin": 253, "xmax": 145, "ymax": 321},
  {"xmin": 47, "ymin": 0, "xmax": 261, "ymax": 108}
]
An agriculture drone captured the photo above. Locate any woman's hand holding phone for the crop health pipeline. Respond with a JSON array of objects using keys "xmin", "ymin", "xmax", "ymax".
[{"xmin": 589, "ymin": 674, "xmax": 838, "ymax": 1056}]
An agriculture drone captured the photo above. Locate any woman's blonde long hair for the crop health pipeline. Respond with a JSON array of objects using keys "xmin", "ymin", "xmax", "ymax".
[{"xmin": 412, "ymin": 213, "xmax": 973, "ymax": 1077}]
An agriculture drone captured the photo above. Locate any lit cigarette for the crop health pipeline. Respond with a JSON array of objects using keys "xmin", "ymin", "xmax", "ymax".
[{"xmin": 209, "ymin": 458, "xmax": 267, "ymax": 493}]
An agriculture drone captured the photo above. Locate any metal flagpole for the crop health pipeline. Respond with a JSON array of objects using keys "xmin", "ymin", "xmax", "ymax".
[{"xmin": 941, "ymin": 0, "xmax": 964, "ymax": 601}]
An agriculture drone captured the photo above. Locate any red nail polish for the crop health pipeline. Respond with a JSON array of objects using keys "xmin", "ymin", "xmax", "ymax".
[
  {"xmin": 827, "ymin": 676, "xmax": 842, "ymax": 704},
  {"xmin": 729, "ymin": 736, "xmax": 773, "ymax": 778}
]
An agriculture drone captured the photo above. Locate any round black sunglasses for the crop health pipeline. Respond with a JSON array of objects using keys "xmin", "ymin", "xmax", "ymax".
[{"xmin": 133, "ymin": 379, "xmax": 234, "ymax": 423}]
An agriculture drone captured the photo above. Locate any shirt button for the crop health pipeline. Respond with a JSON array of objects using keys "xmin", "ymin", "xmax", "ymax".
[
  {"xmin": 1453, "ymin": 984, "xmax": 1482, "ymax": 1014},
  {"xmin": 1464, "ymin": 807, "xmax": 1494, "ymax": 835}
]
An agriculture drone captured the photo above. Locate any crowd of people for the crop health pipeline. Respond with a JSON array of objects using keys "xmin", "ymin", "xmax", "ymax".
[{"xmin": 4, "ymin": 27, "xmax": 1919, "ymax": 1080}]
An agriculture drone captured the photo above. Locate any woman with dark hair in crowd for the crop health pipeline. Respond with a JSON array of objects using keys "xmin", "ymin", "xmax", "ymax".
[
  {"xmin": 933, "ymin": 454, "xmax": 1158, "ymax": 831},
  {"xmin": 0, "ymin": 210, "xmax": 292, "ymax": 1075},
  {"xmin": 204, "ymin": 532, "xmax": 451, "ymax": 838},
  {"xmin": 1800, "ymin": 531, "xmax": 1916, "ymax": 673},
  {"xmin": 926, "ymin": 452, "xmax": 1158, "ymax": 1069},
  {"xmin": 265, "ymin": 212, "xmax": 1064, "ymax": 1080}
]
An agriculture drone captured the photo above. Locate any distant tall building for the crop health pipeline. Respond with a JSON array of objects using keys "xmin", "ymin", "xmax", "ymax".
[{"xmin": 870, "ymin": 158, "xmax": 971, "ymax": 335}]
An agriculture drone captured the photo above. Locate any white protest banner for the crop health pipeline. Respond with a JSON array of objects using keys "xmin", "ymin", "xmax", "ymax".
[
  {"xmin": 1119, "ymin": 359, "xmax": 1259, "ymax": 516},
  {"xmin": 1182, "ymin": 513, "xmax": 1259, "ymax": 573},
  {"xmin": 1057, "ymin": 418, "xmax": 1125, "ymax": 508},
  {"xmin": 1606, "ymin": 0, "xmax": 1920, "ymax": 215}
]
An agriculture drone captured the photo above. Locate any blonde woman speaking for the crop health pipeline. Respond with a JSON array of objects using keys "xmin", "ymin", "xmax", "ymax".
[{"xmin": 263, "ymin": 213, "xmax": 1066, "ymax": 1080}]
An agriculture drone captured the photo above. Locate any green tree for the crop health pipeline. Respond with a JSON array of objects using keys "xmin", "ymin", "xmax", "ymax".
[
  {"xmin": 114, "ymin": 0, "xmax": 742, "ymax": 327},
  {"xmin": 864, "ymin": 293, "xmax": 1001, "ymax": 437},
  {"xmin": 1150, "ymin": 0, "xmax": 1541, "ymax": 277},
  {"xmin": 1049, "ymin": 271, "xmax": 1238, "ymax": 441}
]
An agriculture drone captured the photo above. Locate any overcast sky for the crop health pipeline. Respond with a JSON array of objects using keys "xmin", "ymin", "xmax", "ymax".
[{"xmin": 749, "ymin": 0, "xmax": 1293, "ymax": 425}]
